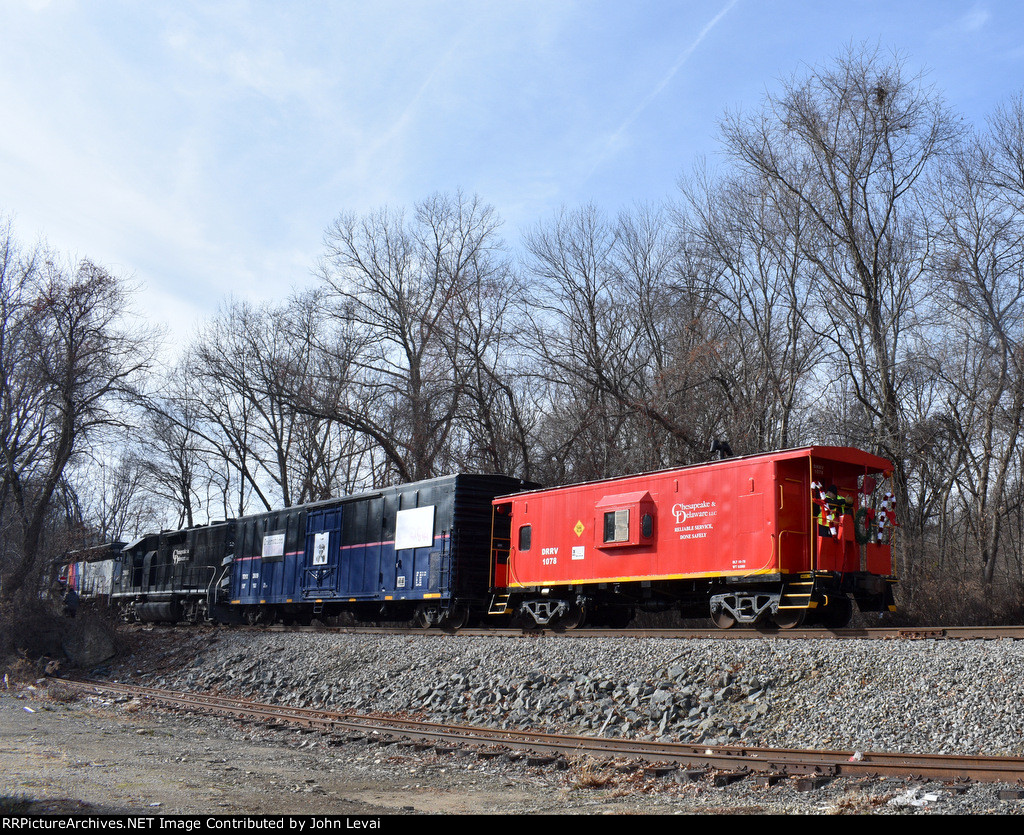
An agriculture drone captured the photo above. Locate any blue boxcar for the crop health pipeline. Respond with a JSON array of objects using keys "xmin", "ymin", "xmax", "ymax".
[{"xmin": 229, "ymin": 473, "xmax": 531, "ymax": 627}]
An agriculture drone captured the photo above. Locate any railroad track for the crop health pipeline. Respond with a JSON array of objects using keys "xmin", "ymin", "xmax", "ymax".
[
  {"xmin": 115, "ymin": 618, "xmax": 1024, "ymax": 641},
  {"xmin": 56, "ymin": 677, "xmax": 1024, "ymax": 787},
  {"xmin": 217, "ymin": 623, "xmax": 1024, "ymax": 640}
]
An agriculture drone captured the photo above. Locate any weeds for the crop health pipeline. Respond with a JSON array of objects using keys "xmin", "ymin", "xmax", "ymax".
[
  {"xmin": 568, "ymin": 756, "xmax": 617, "ymax": 789},
  {"xmin": 44, "ymin": 682, "xmax": 80, "ymax": 704}
]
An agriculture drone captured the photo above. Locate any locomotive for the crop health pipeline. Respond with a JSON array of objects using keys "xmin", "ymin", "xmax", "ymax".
[
  {"xmin": 59, "ymin": 542, "xmax": 124, "ymax": 597},
  {"xmin": 66, "ymin": 446, "xmax": 897, "ymax": 630}
]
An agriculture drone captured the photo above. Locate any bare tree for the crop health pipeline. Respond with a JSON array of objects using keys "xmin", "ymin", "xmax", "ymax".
[
  {"xmin": 522, "ymin": 202, "xmax": 732, "ymax": 479},
  {"xmin": 444, "ymin": 254, "xmax": 536, "ymax": 479},
  {"xmin": 985, "ymin": 93, "xmax": 1024, "ymax": 210},
  {"xmin": 523, "ymin": 203, "xmax": 654, "ymax": 480},
  {"xmin": 0, "ymin": 224, "xmax": 154, "ymax": 600},
  {"xmin": 183, "ymin": 292, "xmax": 357, "ymax": 512},
  {"xmin": 315, "ymin": 191, "xmax": 516, "ymax": 483},
  {"xmin": 275, "ymin": 289, "xmax": 378, "ymax": 500},
  {"xmin": 719, "ymin": 44, "xmax": 962, "ymax": 499},
  {"xmin": 67, "ymin": 452, "xmax": 161, "ymax": 543},
  {"xmin": 929, "ymin": 120, "xmax": 1024, "ymax": 585},
  {"xmin": 135, "ymin": 369, "xmax": 208, "ymax": 529},
  {"xmin": 184, "ymin": 301, "xmax": 277, "ymax": 513},
  {"xmin": 679, "ymin": 163, "xmax": 818, "ymax": 450}
]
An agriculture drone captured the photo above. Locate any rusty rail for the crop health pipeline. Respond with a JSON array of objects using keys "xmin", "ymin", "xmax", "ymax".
[{"xmin": 55, "ymin": 678, "xmax": 1024, "ymax": 786}]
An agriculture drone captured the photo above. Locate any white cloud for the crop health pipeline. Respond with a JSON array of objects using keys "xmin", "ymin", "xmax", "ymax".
[
  {"xmin": 2, "ymin": 0, "xmax": 1024, "ymax": 356},
  {"xmin": 957, "ymin": 6, "xmax": 991, "ymax": 33}
]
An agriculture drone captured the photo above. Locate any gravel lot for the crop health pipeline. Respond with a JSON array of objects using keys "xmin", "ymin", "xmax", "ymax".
[{"xmin": 5, "ymin": 623, "xmax": 1024, "ymax": 815}]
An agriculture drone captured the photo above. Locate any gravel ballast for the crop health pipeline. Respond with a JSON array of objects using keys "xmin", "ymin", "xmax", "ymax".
[
  {"xmin": 48, "ymin": 626, "xmax": 1018, "ymax": 815},
  {"xmin": 123, "ymin": 630, "xmax": 1024, "ymax": 757},
  {"xmin": 9, "ymin": 625, "xmax": 1023, "ymax": 815}
]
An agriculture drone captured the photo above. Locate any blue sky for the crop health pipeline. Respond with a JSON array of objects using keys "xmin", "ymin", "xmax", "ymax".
[{"xmin": 2, "ymin": 1, "xmax": 1022, "ymax": 350}]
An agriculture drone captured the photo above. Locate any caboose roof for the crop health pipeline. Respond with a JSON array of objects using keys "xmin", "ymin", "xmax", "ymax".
[{"xmin": 498, "ymin": 445, "xmax": 893, "ymax": 501}]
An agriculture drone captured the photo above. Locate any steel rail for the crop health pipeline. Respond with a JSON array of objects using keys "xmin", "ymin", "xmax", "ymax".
[
  {"xmin": 125, "ymin": 622, "xmax": 1024, "ymax": 640},
  {"xmin": 56, "ymin": 678, "xmax": 1024, "ymax": 786}
]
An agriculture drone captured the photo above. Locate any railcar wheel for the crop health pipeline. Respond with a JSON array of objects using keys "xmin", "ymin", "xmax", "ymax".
[
  {"xmin": 772, "ymin": 608, "xmax": 806, "ymax": 629},
  {"xmin": 440, "ymin": 604, "xmax": 469, "ymax": 632},
  {"xmin": 711, "ymin": 609, "xmax": 736, "ymax": 630},
  {"xmin": 818, "ymin": 596, "xmax": 853, "ymax": 629},
  {"xmin": 554, "ymin": 603, "xmax": 586, "ymax": 631},
  {"xmin": 511, "ymin": 610, "xmax": 540, "ymax": 631},
  {"xmin": 413, "ymin": 605, "xmax": 432, "ymax": 629}
]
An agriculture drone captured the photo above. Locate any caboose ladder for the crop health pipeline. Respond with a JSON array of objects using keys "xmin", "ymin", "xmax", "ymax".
[
  {"xmin": 778, "ymin": 574, "xmax": 814, "ymax": 612},
  {"xmin": 488, "ymin": 593, "xmax": 510, "ymax": 615}
]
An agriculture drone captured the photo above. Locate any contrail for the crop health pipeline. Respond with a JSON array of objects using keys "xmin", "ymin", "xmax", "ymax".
[{"xmin": 607, "ymin": 0, "xmax": 739, "ymax": 149}]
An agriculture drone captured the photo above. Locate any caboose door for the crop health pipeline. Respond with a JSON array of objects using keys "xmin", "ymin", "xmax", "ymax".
[{"xmin": 777, "ymin": 463, "xmax": 811, "ymax": 572}]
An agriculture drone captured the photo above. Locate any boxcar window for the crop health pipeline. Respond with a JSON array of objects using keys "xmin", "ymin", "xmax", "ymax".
[
  {"xmin": 518, "ymin": 524, "xmax": 532, "ymax": 551},
  {"xmin": 603, "ymin": 509, "xmax": 630, "ymax": 543}
]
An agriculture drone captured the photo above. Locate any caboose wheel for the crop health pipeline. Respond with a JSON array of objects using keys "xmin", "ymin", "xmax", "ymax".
[
  {"xmin": 512, "ymin": 611, "xmax": 540, "ymax": 631},
  {"xmin": 818, "ymin": 596, "xmax": 853, "ymax": 629},
  {"xmin": 711, "ymin": 609, "xmax": 736, "ymax": 629},
  {"xmin": 554, "ymin": 602, "xmax": 586, "ymax": 631},
  {"xmin": 772, "ymin": 608, "xmax": 806, "ymax": 629}
]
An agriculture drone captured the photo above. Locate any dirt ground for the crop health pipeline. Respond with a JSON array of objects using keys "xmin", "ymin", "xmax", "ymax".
[
  {"xmin": 4, "ymin": 621, "xmax": 1021, "ymax": 816},
  {"xmin": 4, "ymin": 683, "xmax": 785, "ymax": 816}
]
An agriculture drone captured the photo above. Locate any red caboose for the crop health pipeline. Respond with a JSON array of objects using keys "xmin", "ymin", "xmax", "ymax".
[{"xmin": 489, "ymin": 446, "xmax": 897, "ymax": 629}]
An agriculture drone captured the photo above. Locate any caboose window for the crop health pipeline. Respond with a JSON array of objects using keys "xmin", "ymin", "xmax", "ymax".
[
  {"xmin": 518, "ymin": 525, "xmax": 532, "ymax": 551},
  {"xmin": 603, "ymin": 509, "xmax": 630, "ymax": 543},
  {"xmin": 595, "ymin": 491, "xmax": 653, "ymax": 548}
]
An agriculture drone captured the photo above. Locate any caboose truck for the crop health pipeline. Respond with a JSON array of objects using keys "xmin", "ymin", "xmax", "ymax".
[{"xmin": 490, "ymin": 446, "xmax": 898, "ymax": 630}]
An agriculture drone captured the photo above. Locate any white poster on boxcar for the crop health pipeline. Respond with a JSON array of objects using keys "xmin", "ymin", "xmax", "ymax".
[
  {"xmin": 262, "ymin": 532, "xmax": 285, "ymax": 558},
  {"xmin": 312, "ymin": 532, "xmax": 329, "ymax": 565},
  {"xmin": 395, "ymin": 506, "xmax": 435, "ymax": 550}
]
